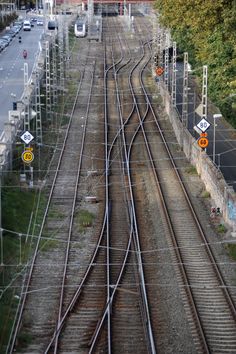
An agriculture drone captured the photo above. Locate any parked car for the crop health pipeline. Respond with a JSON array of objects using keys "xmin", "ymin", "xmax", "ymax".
[
  {"xmin": 0, "ymin": 39, "xmax": 9, "ymax": 49},
  {"xmin": 48, "ymin": 20, "xmax": 57, "ymax": 30},
  {"xmin": 1, "ymin": 35, "xmax": 12, "ymax": 44},
  {"xmin": 5, "ymin": 29, "xmax": 17, "ymax": 37},
  {"xmin": 12, "ymin": 25, "xmax": 21, "ymax": 34},
  {"xmin": 14, "ymin": 21, "xmax": 23, "ymax": 28},
  {"xmin": 37, "ymin": 20, "xmax": 44, "ymax": 26}
]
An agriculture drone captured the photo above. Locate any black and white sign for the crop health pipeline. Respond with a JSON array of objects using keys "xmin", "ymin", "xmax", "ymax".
[
  {"xmin": 197, "ymin": 118, "xmax": 211, "ymax": 133},
  {"xmin": 20, "ymin": 131, "xmax": 34, "ymax": 145}
]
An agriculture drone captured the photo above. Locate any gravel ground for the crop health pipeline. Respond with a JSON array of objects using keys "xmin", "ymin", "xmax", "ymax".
[
  {"xmin": 9, "ymin": 14, "xmax": 235, "ymax": 354},
  {"xmin": 133, "ymin": 100, "xmax": 236, "ymax": 352},
  {"xmin": 78, "ymin": 15, "xmax": 236, "ymax": 353},
  {"xmin": 155, "ymin": 97, "xmax": 236, "ymax": 306}
]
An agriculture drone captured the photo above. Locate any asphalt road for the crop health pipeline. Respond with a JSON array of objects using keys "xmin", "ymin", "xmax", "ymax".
[{"xmin": 0, "ymin": 18, "xmax": 43, "ymax": 134}]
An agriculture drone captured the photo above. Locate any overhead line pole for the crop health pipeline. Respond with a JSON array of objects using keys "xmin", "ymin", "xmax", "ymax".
[
  {"xmin": 45, "ymin": 41, "xmax": 51, "ymax": 122},
  {"xmin": 23, "ymin": 63, "xmax": 30, "ymax": 132},
  {"xmin": 202, "ymin": 65, "xmax": 208, "ymax": 120},
  {"xmin": 164, "ymin": 44, "xmax": 169, "ymax": 88},
  {"xmin": 152, "ymin": 15, "xmax": 158, "ymax": 77},
  {"xmin": 171, "ymin": 41, "xmax": 177, "ymax": 108},
  {"xmin": 182, "ymin": 52, "xmax": 189, "ymax": 128}
]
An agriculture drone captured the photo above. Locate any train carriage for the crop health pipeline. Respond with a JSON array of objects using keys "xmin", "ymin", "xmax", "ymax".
[{"xmin": 74, "ymin": 19, "xmax": 87, "ymax": 37}]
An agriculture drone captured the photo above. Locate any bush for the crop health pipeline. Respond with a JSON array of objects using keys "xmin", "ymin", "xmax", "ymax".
[
  {"xmin": 216, "ymin": 223, "xmax": 227, "ymax": 234},
  {"xmin": 202, "ymin": 191, "xmax": 210, "ymax": 198},
  {"xmin": 78, "ymin": 210, "xmax": 95, "ymax": 228},
  {"xmin": 185, "ymin": 165, "xmax": 197, "ymax": 175},
  {"xmin": 225, "ymin": 243, "xmax": 236, "ymax": 260}
]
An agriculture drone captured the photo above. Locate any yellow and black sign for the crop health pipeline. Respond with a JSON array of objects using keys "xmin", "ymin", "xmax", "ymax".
[
  {"xmin": 22, "ymin": 150, "xmax": 34, "ymax": 164},
  {"xmin": 198, "ymin": 137, "xmax": 209, "ymax": 149}
]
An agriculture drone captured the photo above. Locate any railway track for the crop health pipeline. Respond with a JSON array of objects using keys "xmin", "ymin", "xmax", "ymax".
[
  {"xmin": 126, "ymin": 20, "xmax": 236, "ymax": 353},
  {"xmin": 102, "ymin": 15, "xmax": 236, "ymax": 353},
  {"xmin": 8, "ymin": 40, "xmax": 105, "ymax": 353},
  {"xmin": 6, "ymin": 14, "xmax": 236, "ymax": 354},
  {"xmin": 45, "ymin": 16, "xmax": 155, "ymax": 353}
]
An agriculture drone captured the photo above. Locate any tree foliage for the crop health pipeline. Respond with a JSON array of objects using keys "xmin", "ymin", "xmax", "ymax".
[
  {"xmin": 0, "ymin": 12, "xmax": 17, "ymax": 31},
  {"xmin": 155, "ymin": 0, "xmax": 236, "ymax": 124}
]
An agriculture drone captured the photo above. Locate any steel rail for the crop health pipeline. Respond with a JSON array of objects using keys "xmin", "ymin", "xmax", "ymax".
[
  {"xmin": 124, "ymin": 37, "xmax": 157, "ymax": 354},
  {"xmin": 7, "ymin": 55, "xmax": 87, "ymax": 354},
  {"xmin": 103, "ymin": 25, "xmax": 156, "ymax": 353},
  {"xmin": 88, "ymin": 21, "xmax": 154, "ymax": 351},
  {"xmin": 89, "ymin": 216, "xmax": 134, "ymax": 352},
  {"xmin": 88, "ymin": 31, "xmax": 134, "ymax": 352},
  {"xmin": 103, "ymin": 24, "xmax": 138, "ymax": 352},
  {"xmin": 127, "ymin": 38, "xmax": 209, "ymax": 353},
  {"xmin": 142, "ymin": 41, "xmax": 236, "ymax": 322},
  {"xmin": 104, "ymin": 31, "xmax": 125, "ymax": 354},
  {"xmin": 41, "ymin": 18, "xmax": 236, "ymax": 354},
  {"xmin": 44, "ymin": 32, "xmax": 126, "ymax": 353},
  {"xmin": 88, "ymin": 22, "xmax": 157, "ymax": 353},
  {"xmin": 52, "ymin": 60, "xmax": 97, "ymax": 354},
  {"xmin": 131, "ymin": 37, "xmax": 236, "ymax": 351},
  {"xmin": 113, "ymin": 23, "xmax": 158, "ymax": 352}
]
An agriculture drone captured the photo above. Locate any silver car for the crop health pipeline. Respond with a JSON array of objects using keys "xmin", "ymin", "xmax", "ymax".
[
  {"xmin": 1, "ymin": 36, "xmax": 11, "ymax": 44},
  {"xmin": 0, "ymin": 39, "xmax": 8, "ymax": 49}
]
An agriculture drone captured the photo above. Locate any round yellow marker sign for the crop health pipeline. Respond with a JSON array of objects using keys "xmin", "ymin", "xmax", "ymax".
[
  {"xmin": 22, "ymin": 150, "xmax": 34, "ymax": 164},
  {"xmin": 198, "ymin": 137, "xmax": 209, "ymax": 149}
]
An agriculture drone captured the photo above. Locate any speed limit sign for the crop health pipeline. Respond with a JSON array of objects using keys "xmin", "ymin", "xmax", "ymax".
[
  {"xmin": 198, "ymin": 137, "xmax": 209, "ymax": 149},
  {"xmin": 197, "ymin": 118, "xmax": 210, "ymax": 132},
  {"xmin": 22, "ymin": 150, "xmax": 34, "ymax": 164}
]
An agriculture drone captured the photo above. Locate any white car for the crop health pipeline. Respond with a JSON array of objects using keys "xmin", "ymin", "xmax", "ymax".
[
  {"xmin": 23, "ymin": 20, "xmax": 31, "ymax": 31},
  {"xmin": 37, "ymin": 20, "xmax": 43, "ymax": 26}
]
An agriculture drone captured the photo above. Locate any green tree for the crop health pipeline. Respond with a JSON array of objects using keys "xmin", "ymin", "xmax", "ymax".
[{"xmin": 155, "ymin": 0, "xmax": 236, "ymax": 125}]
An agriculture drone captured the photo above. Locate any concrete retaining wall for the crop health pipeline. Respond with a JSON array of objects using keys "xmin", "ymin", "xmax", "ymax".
[{"xmin": 159, "ymin": 83, "xmax": 236, "ymax": 230}]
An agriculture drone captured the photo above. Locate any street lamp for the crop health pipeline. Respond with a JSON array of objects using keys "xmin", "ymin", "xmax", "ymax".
[{"xmin": 213, "ymin": 114, "xmax": 222, "ymax": 164}]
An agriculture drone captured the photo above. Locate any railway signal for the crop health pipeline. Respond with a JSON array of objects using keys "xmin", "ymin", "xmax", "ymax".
[{"xmin": 156, "ymin": 66, "xmax": 164, "ymax": 76}]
